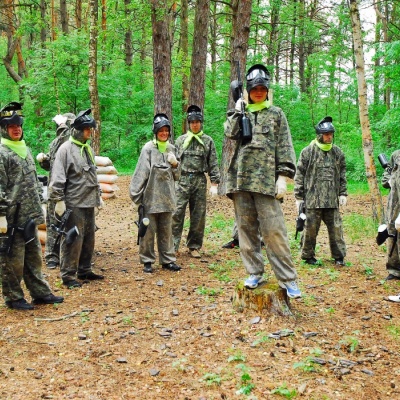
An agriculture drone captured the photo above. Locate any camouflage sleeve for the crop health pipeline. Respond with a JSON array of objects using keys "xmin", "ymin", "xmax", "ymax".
[
  {"xmin": 382, "ymin": 152, "xmax": 398, "ymax": 189},
  {"xmin": 48, "ymin": 146, "xmax": 68, "ymax": 201},
  {"xmin": 168, "ymin": 144, "xmax": 181, "ymax": 181},
  {"xmin": 129, "ymin": 145, "xmax": 152, "ymax": 205},
  {"xmin": 275, "ymin": 109, "xmax": 296, "ymax": 179},
  {"xmin": 206, "ymin": 139, "xmax": 220, "ymax": 184},
  {"xmin": 0, "ymin": 156, "xmax": 9, "ymax": 216},
  {"xmin": 224, "ymin": 110, "xmax": 242, "ymax": 140},
  {"xmin": 339, "ymin": 149, "xmax": 347, "ymax": 196},
  {"xmin": 294, "ymin": 147, "xmax": 308, "ymax": 200}
]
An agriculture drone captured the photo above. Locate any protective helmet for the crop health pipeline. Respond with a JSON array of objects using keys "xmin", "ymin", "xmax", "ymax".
[
  {"xmin": 71, "ymin": 109, "xmax": 96, "ymax": 131},
  {"xmin": 315, "ymin": 116, "xmax": 335, "ymax": 135},
  {"xmin": 152, "ymin": 113, "xmax": 170, "ymax": 136},
  {"xmin": 246, "ymin": 64, "xmax": 270, "ymax": 94},
  {"xmin": 0, "ymin": 102, "xmax": 23, "ymax": 128},
  {"xmin": 187, "ymin": 105, "xmax": 203, "ymax": 123}
]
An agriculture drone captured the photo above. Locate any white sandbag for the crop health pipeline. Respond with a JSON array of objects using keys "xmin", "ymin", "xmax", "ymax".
[
  {"xmin": 100, "ymin": 182, "xmax": 119, "ymax": 193},
  {"xmin": 96, "ymin": 165, "xmax": 118, "ymax": 175},
  {"xmin": 97, "ymin": 174, "xmax": 118, "ymax": 184},
  {"xmin": 95, "ymin": 155, "xmax": 113, "ymax": 167},
  {"xmin": 101, "ymin": 192, "xmax": 116, "ymax": 200},
  {"xmin": 38, "ymin": 229, "xmax": 46, "ymax": 245}
]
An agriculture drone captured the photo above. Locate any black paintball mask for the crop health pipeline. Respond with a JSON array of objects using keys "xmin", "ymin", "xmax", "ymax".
[
  {"xmin": 0, "ymin": 102, "xmax": 24, "ymax": 140},
  {"xmin": 152, "ymin": 113, "xmax": 171, "ymax": 138},
  {"xmin": 246, "ymin": 64, "xmax": 271, "ymax": 102},
  {"xmin": 315, "ymin": 116, "xmax": 335, "ymax": 144},
  {"xmin": 187, "ymin": 105, "xmax": 203, "ymax": 131},
  {"xmin": 71, "ymin": 109, "xmax": 96, "ymax": 142}
]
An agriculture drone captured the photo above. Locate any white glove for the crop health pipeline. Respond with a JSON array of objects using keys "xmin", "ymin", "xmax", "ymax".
[
  {"xmin": 275, "ymin": 176, "xmax": 287, "ymax": 200},
  {"xmin": 0, "ymin": 216, "xmax": 7, "ymax": 234},
  {"xmin": 209, "ymin": 185, "xmax": 218, "ymax": 197},
  {"xmin": 395, "ymin": 214, "xmax": 400, "ymax": 232},
  {"xmin": 52, "ymin": 114, "xmax": 68, "ymax": 126},
  {"xmin": 339, "ymin": 196, "xmax": 347, "ymax": 207},
  {"xmin": 388, "ymin": 178, "xmax": 392, "ymax": 188},
  {"xmin": 296, "ymin": 199, "xmax": 303, "ymax": 211},
  {"xmin": 36, "ymin": 153, "xmax": 49, "ymax": 163},
  {"xmin": 55, "ymin": 200, "xmax": 66, "ymax": 216},
  {"xmin": 99, "ymin": 198, "xmax": 105, "ymax": 209},
  {"xmin": 235, "ymin": 99, "xmax": 246, "ymax": 113},
  {"xmin": 166, "ymin": 152, "xmax": 178, "ymax": 167}
]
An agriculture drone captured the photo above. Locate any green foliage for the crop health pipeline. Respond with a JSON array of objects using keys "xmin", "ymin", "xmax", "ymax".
[
  {"xmin": 343, "ymin": 214, "xmax": 377, "ymax": 244},
  {"xmin": 201, "ymin": 372, "xmax": 222, "ymax": 386},
  {"xmin": 271, "ymin": 383, "xmax": 298, "ymax": 399}
]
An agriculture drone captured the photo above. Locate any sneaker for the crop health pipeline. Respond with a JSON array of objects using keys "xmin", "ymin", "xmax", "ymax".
[
  {"xmin": 32, "ymin": 293, "xmax": 64, "ymax": 305},
  {"xmin": 222, "ymin": 239, "xmax": 239, "ymax": 249},
  {"xmin": 388, "ymin": 294, "xmax": 400, "ymax": 303},
  {"xmin": 244, "ymin": 275, "xmax": 263, "ymax": 289},
  {"xmin": 385, "ymin": 273, "xmax": 400, "ymax": 281},
  {"xmin": 77, "ymin": 272, "xmax": 104, "ymax": 280},
  {"xmin": 279, "ymin": 280, "xmax": 302, "ymax": 298},
  {"xmin": 335, "ymin": 258, "xmax": 345, "ymax": 266},
  {"xmin": 5, "ymin": 298, "xmax": 34, "ymax": 310},
  {"xmin": 162, "ymin": 262, "xmax": 181, "ymax": 271},
  {"xmin": 46, "ymin": 261, "xmax": 59, "ymax": 269},
  {"xmin": 303, "ymin": 257, "xmax": 318, "ymax": 265},
  {"xmin": 63, "ymin": 279, "xmax": 82, "ymax": 289},
  {"xmin": 189, "ymin": 249, "xmax": 201, "ymax": 258},
  {"xmin": 143, "ymin": 263, "xmax": 154, "ymax": 273}
]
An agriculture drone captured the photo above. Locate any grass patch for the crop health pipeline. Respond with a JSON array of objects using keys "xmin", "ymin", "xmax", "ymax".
[{"xmin": 343, "ymin": 213, "xmax": 377, "ymax": 244}]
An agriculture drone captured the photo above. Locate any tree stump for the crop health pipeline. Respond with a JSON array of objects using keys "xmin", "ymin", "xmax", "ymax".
[{"xmin": 232, "ymin": 281, "xmax": 292, "ymax": 316}]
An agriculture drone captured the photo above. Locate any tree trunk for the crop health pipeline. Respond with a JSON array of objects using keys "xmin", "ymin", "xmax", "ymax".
[
  {"xmin": 88, "ymin": 0, "xmax": 101, "ymax": 155},
  {"xmin": 232, "ymin": 281, "xmax": 292, "ymax": 316},
  {"xmin": 76, "ymin": 0, "xmax": 82, "ymax": 29},
  {"xmin": 151, "ymin": 0, "xmax": 173, "ymax": 139},
  {"xmin": 349, "ymin": 0, "xmax": 384, "ymax": 222},
  {"xmin": 188, "ymin": 0, "xmax": 210, "ymax": 111},
  {"xmin": 40, "ymin": 0, "xmax": 47, "ymax": 44},
  {"xmin": 60, "ymin": 0, "xmax": 69, "ymax": 34},
  {"xmin": 209, "ymin": 0, "xmax": 217, "ymax": 92},
  {"xmin": 124, "ymin": 0, "xmax": 133, "ymax": 66},
  {"xmin": 219, "ymin": 0, "xmax": 252, "ymax": 196},
  {"xmin": 180, "ymin": 0, "xmax": 189, "ymax": 134}
]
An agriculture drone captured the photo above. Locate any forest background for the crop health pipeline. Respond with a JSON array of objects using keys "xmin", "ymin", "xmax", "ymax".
[{"xmin": 0, "ymin": 0, "xmax": 399, "ymax": 188}]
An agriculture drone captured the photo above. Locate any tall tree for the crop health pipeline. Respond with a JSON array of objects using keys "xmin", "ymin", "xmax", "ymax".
[
  {"xmin": 180, "ymin": 0, "xmax": 189, "ymax": 134},
  {"xmin": 60, "ymin": 0, "xmax": 69, "ymax": 34},
  {"xmin": 89, "ymin": 0, "xmax": 101, "ymax": 154},
  {"xmin": 349, "ymin": 0, "xmax": 383, "ymax": 221}
]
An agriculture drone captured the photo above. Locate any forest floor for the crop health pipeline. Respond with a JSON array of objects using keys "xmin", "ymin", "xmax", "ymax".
[{"xmin": 1, "ymin": 176, "xmax": 399, "ymax": 400}]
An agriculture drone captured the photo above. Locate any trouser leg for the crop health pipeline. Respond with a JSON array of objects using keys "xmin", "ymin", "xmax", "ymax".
[
  {"xmin": 322, "ymin": 208, "xmax": 346, "ymax": 259},
  {"xmin": 301, "ymin": 208, "xmax": 322, "ymax": 259},
  {"xmin": 139, "ymin": 213, "xmax": 157, "ymax": 264},
  {"xmin": 156, "ymin": 212, "xmax": 176, "ymax": 265},
  {"xmin": 45, "ymin": 200, "xmax": 60, "ymax": 265},
  {"xmin": 172, "ymin": 180, "xmax": 190, "ymax": 252}
]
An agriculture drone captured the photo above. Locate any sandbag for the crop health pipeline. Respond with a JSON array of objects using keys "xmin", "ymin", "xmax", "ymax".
[
  {"xmin": 97, "ymin": 174, "xmax": 118, "ymax": 184},
  {"xmin": 101, "ymin": 192, "xmax": 116, "ymax": 200},
  {"xmin": 95, "ymin": 156, "xmax": 113, "ymax": 167},
  {"xmin": 38, "ymin": 229, "xmax": 46, "ymax": 245},
  {"xmin": 100, "ymin": 182, "xmax": 119, "ymax": 193},
  {"xmin": 96, "ymin": 165, "xmax": 118, "ymax": 175}
]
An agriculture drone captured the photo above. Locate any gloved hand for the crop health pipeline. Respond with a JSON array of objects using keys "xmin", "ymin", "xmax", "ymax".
[
  {"xmin": 42, "ymin": 204, "xmax": 47, "ymax": 219},
  {"xmin": 55, "ymin": 200, "xmax": 66, "ymax": 216},
  {"xmin": 235, "ymin": 99, "xmax": 246, "ymax": 113},
  {"xmin": 36, "ymin": 153, "xmax": 49, "ymax": 163},
  {"xmin": 295, "ymin": 199, "xmax": 303, "ymax": 211},
  {"xmin": 395, "ymin": 214, "xmax": 400, "ymax": 232},
  {"xmin": 339, "ymin": 195, "xmax": 347, "ymax": 207},
  {"xmin": 166, "ymin": 152, "xmax": 178, "ymax": 167},
  {"xmin": 209, "ymin": 185, "xmax": 218, "ymax": 197},
  {"xmin": 0, "ymin": 216, "xmax": 7, "ymax": 234},
  {"xmin": 52, "ymin": 114, "xmax": 68, "ymax": 126},
  {"xmin": 275, "ymin": 175, "xmax": 287, "ymax": 200},
  {"xmin": 388, "ymin": 178, "xmax": 392, "ymax": 188}
]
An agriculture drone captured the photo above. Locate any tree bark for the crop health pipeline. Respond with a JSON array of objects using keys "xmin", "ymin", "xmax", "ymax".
[
  {"xmin": 124, "ymin": 0, "xmax": 133, "ymax": 66},
  {"xmin": 180, "ymin": 0, "xmax": 189, "ymax": 134},
  {"xmin": 88, "ymin": 0, "xmax": 101, "ymax": 155},
  {"xmin": 60, "ymin": 0, "xmax": 69, "ymax": 34},
  {"xmin": 349, "ymin": 0, "xmax": 384, "ymax": 222}
]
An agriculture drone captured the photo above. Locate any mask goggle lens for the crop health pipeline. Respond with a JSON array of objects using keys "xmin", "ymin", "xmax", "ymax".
[
  {"xmin": 319, "ymin": 122, "xmax": 333, "ymax": 131},
  {"xmin": 154, "ymin": 116, "xmax": 167, "ymax": 124},
  {"xmin": 246, "ymin": 68, "xmax": 268, "ymax": 81},
  {"xmin": 0, "ymin": 110, "xmax": 23, "ymax": 118}
]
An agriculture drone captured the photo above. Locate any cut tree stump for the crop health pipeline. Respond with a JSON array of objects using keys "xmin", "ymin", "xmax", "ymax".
[{"xmin": 232, "ymin": 281, "xmax": 292, "ymax": 316}]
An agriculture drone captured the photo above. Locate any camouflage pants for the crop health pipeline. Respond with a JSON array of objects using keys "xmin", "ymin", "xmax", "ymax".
[
  {"xmin": 139, "ymin": 212, "xmax": 176, "ymax": 265},
  {"xmin": 232, "ymin": 192, "xmax": 297, "ymax": 282},
  {"xmin": 172, "ymin": 173, "xmax": 207, "ymax": 251},
  {"xmin": 1, "ymin": 229, "xmax": 51, "ymax": 303},
  {"xmin": 60, "ymin": 207, "xmax": 95, "ymax": 281},
  {"xmin": 301, "ymin": 208, "xmax": 346, "ymax": 260},
  {"xmin": 45, "ymin": 199, "xmax": 60, "ymax": 265},
  {"xmin": 385, "ymin": 235, "xmax": 400, "ymax": 277}
]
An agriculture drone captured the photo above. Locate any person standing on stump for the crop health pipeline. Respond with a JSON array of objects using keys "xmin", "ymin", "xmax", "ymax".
[
  {"xmin": 49, "ymin": 109, "xmax": 104, "ymax": 288},
  {"xmin": 172, "ymin": 105, "xmax": 220, "ymax": 258},
  {"xmin": 0, "ymin": 101, "xmax": 64, "ymax": 310},
  {"xmin": 130, "ymin": 113, "xmax": 181, "ymax": 274},
  {"xmin": 294, "ymin": 116, "xmax": 347, "ymax": 266},
  {"xmin": 224, "ymin": 63, "xmax": 301, "ymax": 298}
]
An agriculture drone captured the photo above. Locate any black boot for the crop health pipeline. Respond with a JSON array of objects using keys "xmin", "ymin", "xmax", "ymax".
[
  {"xmin": 78, "ymin": 271, "xmax": 104, "ymax": 280},
  {"xmin": 32, "ymin": 293, "xmax": 64, "ymax": 305},
  {"xmin": 6, "ymin": 298, "xmax": 34, "ymax": 310},
  {"xmin": 162, "ymin": 262, "xmax": 181, "ymax": 271},
  {"xmin": 63, "ymin": 279, "xmax": 82, "ymax": 288},
  {"xmin": 143, "ymin": 263, "xmax": 154, "ymax": 273},
  {"xmin": 222, "ymin": 238, "xmax": 239, "ymax": 249}
]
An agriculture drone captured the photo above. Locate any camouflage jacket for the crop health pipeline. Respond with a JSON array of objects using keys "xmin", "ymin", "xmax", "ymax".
[
  {"xmin": 129, "ymin": 141, "xmax": 180, "ymax": 214},
  {"xmin": 382, "ymin": 150, "xmax": 400, "ymax": 231},
  {"xmin": 224, "ymin": 105, "xmax": 296, "ymax": 197},
  {"xmin": 294, "ymin": 142, "xmax": 347, "ymax": 208},
  {"xmin": 48, "ymin": 140, "xmax": 101, "ymax": 208},
  {"xmin": 381, "ymin": 150, "xmax": 400, "ymax": 189},
  {"xmin": 0, "ymin": 144, "xmax": 44, "ymax": 225},
  {"xmin": 175, "ymin": 133, "xmax": 220, "ymax": 183}
]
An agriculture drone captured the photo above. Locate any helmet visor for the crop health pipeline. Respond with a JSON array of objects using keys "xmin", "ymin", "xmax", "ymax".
[
  {"xmin": 0, "ymin": 109, "xmax": 23, "ymax": 118},
  {"xmin": 319, "ymin": 122, "xmax": 334, "ymax": 132},
  {"xmin": 246, "ymin": 68, "xmax": 268, "ymax": 81}
]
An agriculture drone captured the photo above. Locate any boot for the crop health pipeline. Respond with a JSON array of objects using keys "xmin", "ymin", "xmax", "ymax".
[
  {"xmin": 143, "ymin": 263, "xmax": 154, "ymax": 273},
  {"xmin": 32, "ymin": 293, "xmax": 64, "ymax": 305},
  {"xmin": 77, "ymin": 271, "xmax": 104, "ymax": 280},
  {"xmin": 6, "ymin": 298, "xmax": 34, "ymax": 310}
]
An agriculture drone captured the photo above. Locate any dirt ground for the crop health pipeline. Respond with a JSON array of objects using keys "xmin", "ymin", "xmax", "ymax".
[{"xmin": 1, "ymin": 176, "xmax": 399, "ymax": 400}]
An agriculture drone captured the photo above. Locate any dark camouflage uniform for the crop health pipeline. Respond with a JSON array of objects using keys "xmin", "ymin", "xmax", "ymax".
[
  {"xmin": 294, "ymin": 141, "xmax": 347, "ymax": 260},
  {"xmin": 224, "ymin": 106, "xmax": 298, "ymax": 282},
  {"xmin": 49, "ymin": 136, "xmax": 101, "ymax": 282},
  {"xmin": 382, "ymin": 150, "xmax": 400, "ymax": 278},
  {"xmin": 39, "ymin": 123, "xmax": 72, "ymax": 266},
  {"xmin": 172, "ymin": 133, "xmax": 220, "ymax": 251},
  {"xmin": 0, "ymin": 145, "xmax": 52, "ymax": 303},
  {"xmin": 130, "ymin": 141, "xmax": 180, "ymax": 265}
]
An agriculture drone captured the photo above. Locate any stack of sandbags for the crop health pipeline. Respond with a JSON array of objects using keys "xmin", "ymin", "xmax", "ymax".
[
  {"xmin": 38, "ymin": 204, "xmax": 47, "ymax": 247},
  {"xmin": 95, "ymin": 156, "xmax": 119, "ymax": 199}
]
